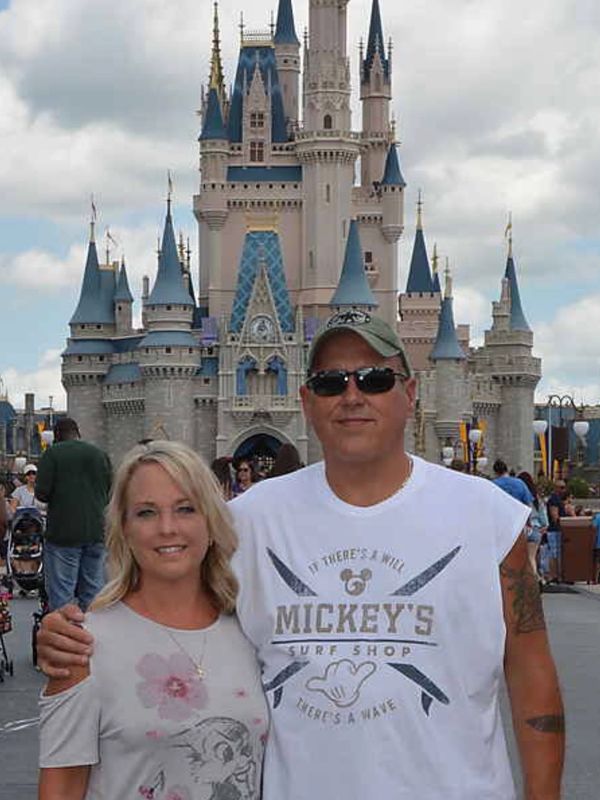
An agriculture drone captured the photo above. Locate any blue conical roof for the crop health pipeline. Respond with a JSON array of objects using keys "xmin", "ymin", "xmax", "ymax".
[
  {"xmin": 200, "ymin": 87, "xmax": 227, "ymax": 141},
  {"xmin": 330, "ymin": 221, "xmax": 378, "ymax": 309},
  {"xmin": 274, "ymin": 0, "xmax": 299, "ymax": 45},
  {"xmin": 381, "ymin": 143, "xmax": 406, "ymax": 187},
  {"xmin": 406, "ymin": 227, "xmax": 434, "ymax": 293},
  {"xmin": 505, "ymin": 255, "xmax": 530, "ymax": 331},
  {"xmin": 70, "ymin": 238, "xmax": 100, "ymax": 324},
  {"xmin": 363, "ymin": 0, "xmax": 390, "ymax": 82},
  {"xmin": 432, "ymin": 270, "xmax": 442, "ymax": 293},
  {"xmin": 114, "ymin": 262, "xmax": 134, "ymax": 303},
  {"xmin": 70, "ymin": 236, "xmax": 115, "ymax": 325},
  {"xmin": 431, "ymin": 297, "xmax": 466, "ymax": 361},
  {"xmin": 148, "ymin": 206, "xmax": 194, "ymax": 307}
]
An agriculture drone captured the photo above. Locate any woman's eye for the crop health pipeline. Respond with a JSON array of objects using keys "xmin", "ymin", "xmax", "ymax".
[
  {"xmin": 136, "ymin": 508, "xmax": 155, "ymax": 518},
  {"xmin": 177, "ymin": 505, "xmax": 195, "ymax": 515}
]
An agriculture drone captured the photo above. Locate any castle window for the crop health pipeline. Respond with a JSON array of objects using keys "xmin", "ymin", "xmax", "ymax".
[
  {"xmin": 96, "ymin": 325, "xmax": 101, "ymax": 330},
  {"xmin": 77, "ymin": 356, "xmax": 83, "ymax": 362},
  {"xmin": 250, "ymin": 112, "xmax": 265, "ymax": 129},
  {"xmin": 166, "ymin": 347, "xmax": 172, "ymax": 354},
  {"xmin": 117, "ymin": 305, "xmax": 122, "ymax": 312},
  {"xmin": 166, "ymin": 305, "xmax": 172, "ymax": 311},
  {"xmin": 324, "ymin": 114, "xmax": 333, "ymax": 130},
  {"xmin": 326, "ymin": 184, "xmax": 331, "ymax": 203},
  {"xmin": 81, "ymin": 325, "xmax": 86, "ymax": 330},
  {"xmin": 250, "ymin": 141, "xmax": 265, "ymax": 162}
]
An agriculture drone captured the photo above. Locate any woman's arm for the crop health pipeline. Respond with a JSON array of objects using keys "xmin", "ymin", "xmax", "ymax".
[
  {"xmin": 39, "ymin": 765, "xmax": 90, "ymax": 800},
  {"xmin": 39, "ymin": 665, "xmax": 92, "ymax": 800}
]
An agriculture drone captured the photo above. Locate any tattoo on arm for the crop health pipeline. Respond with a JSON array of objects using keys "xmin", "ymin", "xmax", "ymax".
[
  {"xmin": 526, "ymin": 714, "xmax": 565, "ymax": 733},
  {"xmin": 500, "ymin": 557, "xmax": 546, "ymax": 634}
]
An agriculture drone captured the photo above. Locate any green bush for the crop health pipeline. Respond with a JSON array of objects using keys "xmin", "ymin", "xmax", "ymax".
[{"xmin": 567, "ymin": 476, "xmax": 590, "ymax": 499}]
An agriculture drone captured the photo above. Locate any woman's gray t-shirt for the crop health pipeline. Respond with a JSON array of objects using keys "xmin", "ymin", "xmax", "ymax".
[{"xmin": 39, "ymin": 602, "xmax": 268, "ymax": 799}]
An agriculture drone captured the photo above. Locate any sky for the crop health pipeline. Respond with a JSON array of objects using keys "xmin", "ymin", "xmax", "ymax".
[{"xmin": 1, "ymin": 0, "xmax": 600, "ymax": 412}]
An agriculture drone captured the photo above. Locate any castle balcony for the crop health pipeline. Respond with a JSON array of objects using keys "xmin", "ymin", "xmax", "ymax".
[{"xmin": 230, "ymin": 394, "xmax": 300, "ymax": 420}]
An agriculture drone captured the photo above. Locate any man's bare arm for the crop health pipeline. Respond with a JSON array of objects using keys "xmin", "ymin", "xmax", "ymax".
[
  {"xmin": 501, "ymin": 533, "xmax": 564, "ymax": 800},
  {"xmin": 37, "ymin": 606, "xmax": 94, "ymax": 679}
]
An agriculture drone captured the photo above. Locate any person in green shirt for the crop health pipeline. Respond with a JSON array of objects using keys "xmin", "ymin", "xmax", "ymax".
[{"xmin": 35, "ymin": 418, "xmax": 111, "ymax": 611}]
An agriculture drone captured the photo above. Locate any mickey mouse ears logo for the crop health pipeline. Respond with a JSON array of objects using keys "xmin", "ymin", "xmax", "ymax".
[{"xmin": 327, "ymin": 310, "xmax": 371, "ymax": 328}]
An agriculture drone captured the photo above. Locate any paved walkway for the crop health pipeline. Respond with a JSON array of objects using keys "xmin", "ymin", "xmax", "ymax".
[{"xmin": 1, "ymin": 586, "xmax": 599, "ymax": 799}]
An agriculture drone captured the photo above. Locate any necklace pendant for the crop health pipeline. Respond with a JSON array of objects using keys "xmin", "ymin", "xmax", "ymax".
[{"xmin": 196, "ymin": 666, "xmax": 205, "ymax": 679}]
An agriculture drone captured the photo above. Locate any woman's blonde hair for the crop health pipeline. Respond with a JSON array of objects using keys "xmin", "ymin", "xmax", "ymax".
[{"xmin": 92, "ymin": 440, "xmax": 238, "ymax": 614}]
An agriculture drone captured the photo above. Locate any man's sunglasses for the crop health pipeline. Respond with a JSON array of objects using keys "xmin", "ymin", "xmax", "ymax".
[{"xmin": 305, "ymin": 367, "xmax": 408, "ymax": 397}]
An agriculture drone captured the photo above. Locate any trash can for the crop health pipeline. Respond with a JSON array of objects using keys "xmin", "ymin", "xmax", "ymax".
[{"xmin": 560, "ymin": 517, "xmax": 597, "ymax": 584}]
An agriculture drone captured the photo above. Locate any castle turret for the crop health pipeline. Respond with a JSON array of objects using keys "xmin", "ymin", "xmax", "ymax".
[
  {"xmin": 397, "ymin": 197, "xmax": 441, "ymax": 372},
  {"xmin": 380, "ymin": 141, "xmax": 405, "ymax": 244},
  {"xmin": 273, "ymin": 0, "xmax": 300, "ymax": 128},
  {"xmin": 64, "ymin": 216, "xmax": 113, "ymax": 445},
  {"xmin": 114, "ymin": 258, "xmax": 134, "ymax": 335},
  {"xmin": 431, "ymin": 267, "xmax": 469, "ymax": 458},
  {"xmin": 431, "ymin": 244, "xmax": 442, "ymax": 293},
  {"xmin": 360, "ymin": 0, "xmax": 392, "ymax": 187},
  {"xmin": 139, "ymin": 200, "xmax": 199, "ymax": 446},
  {"xmin": 478, "ymin": 224, "xmax": 540, "ymax": 470},
  {"xmin": 330, "ymin": 220, "xmax": 378, "ymax": 310},
  {"xmin": 195, "ymin": 3, "xmax": 230, "ymax": 314},
  {"xmin": 297, "ymin": 0, "xmax": 360, "ymax": 314}
]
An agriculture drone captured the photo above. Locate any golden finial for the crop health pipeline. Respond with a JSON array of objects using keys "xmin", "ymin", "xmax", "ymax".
[
  {"xmin": 209, "ymin": 1, "xmax": 225, "ymax": 99},
  {"xmin": 416, "ymin": 189, "xmax": 423, "ymax": 230},
  {"xmin": 432, "ymin": 243, "xmax": 439, "ymax": 273},
  {"xmin": 90, "ymin": 195, "xmax": 97, "ymax": 243},
  {"xmin": 444, "ymin": 257, "xmax": 452, "ymax": 299},
  {"xmin": 239, "ymin": 11, "xmax": 245, "ymax": 42},
  {"xmin": 390, "ymin": 113, "xmax": 397, "ymax": 143},
  {"xmin": 505, "ymin": 212, "xmax": 513, "ymax": 258}
]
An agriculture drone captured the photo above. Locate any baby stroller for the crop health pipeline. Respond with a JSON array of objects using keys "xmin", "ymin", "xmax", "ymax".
[
  {"xmin": 0, "ymin": 578, "xmax": 13, "ymax": 681},
  {"xmin": 6, "ymin": 507, "xmax": 49, "ymax": 666}
]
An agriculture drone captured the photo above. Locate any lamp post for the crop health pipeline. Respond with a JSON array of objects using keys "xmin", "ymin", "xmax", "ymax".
[{"xmin": 542, "ymin": 395, "xmax": 587, "ymax": 479}]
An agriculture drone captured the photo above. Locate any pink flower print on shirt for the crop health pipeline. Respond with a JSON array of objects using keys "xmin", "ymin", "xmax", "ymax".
[
  {"xmin": 136, "ymin": 652, "xmax": 208, "ymax": 722},
  {"xmin": 234, "ymin": 688, "xmax": 248, "ymax": 699},
  {"xmin": 165, "ymin": 787, "xmax": 192, "ymax": 800}
]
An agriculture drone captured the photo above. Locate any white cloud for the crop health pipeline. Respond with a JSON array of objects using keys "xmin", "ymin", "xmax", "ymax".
[
  {"xmin": 0, "ymin": 0, "xmax": 599, "ymax": 403},
  {"xmin": 2, "ymin": 348, "xmax": 65, "ymax": 410}
]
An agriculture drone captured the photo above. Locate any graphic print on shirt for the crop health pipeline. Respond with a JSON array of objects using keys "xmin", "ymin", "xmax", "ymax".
[
  {"xmin": 264, "ymin": 544, "xmax": 461, "ymax": 726},
  {"xmin": 138, "ymin": 717, "xmax": 262, "ymax": 800}
]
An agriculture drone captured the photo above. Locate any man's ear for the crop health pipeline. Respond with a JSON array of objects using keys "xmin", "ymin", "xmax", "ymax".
[
  {"xmin": 299, "ymin": 384, "xmax": 312, "ymax": 423},
  {"xmin": 404, "ymin": 377, "xmax": 418, "ymax": 413}
]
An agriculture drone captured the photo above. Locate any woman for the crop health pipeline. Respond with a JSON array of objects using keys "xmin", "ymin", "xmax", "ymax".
[
  {"xmin": 10, "ymin": 464, "xmax": 46, "ymax": 514},
  {"xmin": 232, "ymin": 458, "xmax": 258, "ymax": 496},
  {"xmin": 39, "ymin": 441, "xmax": 268, "ymax": 800},
  {"xmin": 517, "ymin": 471, "xmax": 548, "ymax": 581}
]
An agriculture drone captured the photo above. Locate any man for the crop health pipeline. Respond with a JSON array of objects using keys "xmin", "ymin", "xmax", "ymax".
[
  {"xmin": 38, "ymin": 312, "xmax": 564, "ymax": 799},
  {"xmin": 493, "ymin": 458, "xmax": 534, "ymax": 506},
  {"xmin": 35, "ymin": 417, "xmax": 111, "ymax": 611},
  {"xmin": 545, "ymin": 479, "xmax": 574, "ymax": 584}
]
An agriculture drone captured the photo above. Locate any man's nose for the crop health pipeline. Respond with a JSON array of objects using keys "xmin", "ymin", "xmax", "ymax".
[{"xmin": 341, "ymin": 374, "xmax": 365, "ymax": 403}]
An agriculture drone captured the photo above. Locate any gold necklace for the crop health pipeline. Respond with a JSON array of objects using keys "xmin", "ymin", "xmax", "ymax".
[
  {"xmin": 397, "ymin": 455, "xmax": 414, "ymax": 493},
  {"xmin": 162, "ymin": 627, "xmax": 208, "ymax": 680}
]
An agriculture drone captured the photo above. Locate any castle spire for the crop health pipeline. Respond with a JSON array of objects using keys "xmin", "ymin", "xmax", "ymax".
[
  {"xmin": 380, "ymin": 142, "xmax": 406, "ymax": 187},
  {"xmin": 274, "ymin": 0, "xmax": 300, "ymax": 46},
  {"xmin": 147, "ymin": 198, "xmax": 194, "ymax": 307},
  {"xmin": 431, "ymin": 263, "xmax": 465, "ymax": 361},
  {"xmin": 114, "ymin": 258, "xmax": 134, "ymax": 303},
  {"xmin": 209, "ymin": 2, "xmax": 225, "ymax": 102},
  {"xmin": 503, "ymin": 222, "xmax": 531, "ymax": 331},
  {"xmin": 362, "ymin": 0, "xmax": 389, "ymax": 82},
  {"xmin": 406, "ymin": 194, "xmax": 434, "ymax": 293},
  {"xmin": 330, "ymin": 220, "xmax": 378, "ymax": 309}
]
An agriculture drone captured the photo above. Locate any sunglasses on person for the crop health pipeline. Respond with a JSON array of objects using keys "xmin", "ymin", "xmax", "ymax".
[{"xmin": 305, "ymin": 366, "xmax": 409, "ymax": 397}]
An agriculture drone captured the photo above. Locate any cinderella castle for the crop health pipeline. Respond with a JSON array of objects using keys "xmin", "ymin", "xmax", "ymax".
[{"xmin": 62, "ymin": 0, "xmax": 541, "ymax": 471}]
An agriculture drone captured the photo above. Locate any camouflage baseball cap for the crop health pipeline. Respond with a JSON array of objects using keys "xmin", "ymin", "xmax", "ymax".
[{"xmin": 307, "ymin": 310, "xmax": 411, "ymax": 376}]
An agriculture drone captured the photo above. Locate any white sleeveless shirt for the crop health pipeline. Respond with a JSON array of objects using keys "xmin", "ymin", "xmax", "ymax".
[{"xmin": 231, "ymin": 456, "xmax": 530, "ymax": 800}]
